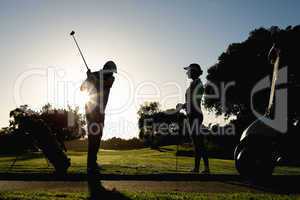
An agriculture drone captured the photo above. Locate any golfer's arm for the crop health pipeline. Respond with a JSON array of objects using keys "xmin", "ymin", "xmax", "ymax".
[
  {"xmin": 80, "ymin": 80, "xmax": 87, "ymax": 91},
  {"xmin": 81, "ymin": 73, "xmax": 98, "ymax": 91},
  {"xmin": 103, "ymin": 76, "xmax": 115, "ymax": 88}
]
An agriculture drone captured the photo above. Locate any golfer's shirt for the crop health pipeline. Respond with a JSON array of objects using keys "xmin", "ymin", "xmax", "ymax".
[
  {"xmin": 185, "ymin": 78, "xmax": 204, "ymax": 118},
  {"xmin": 80, "ymin": 70, "xmax": 115, "ymax": 116}
]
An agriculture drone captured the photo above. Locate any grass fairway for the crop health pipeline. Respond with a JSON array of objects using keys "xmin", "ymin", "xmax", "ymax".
[
  {"xmin": 1, "ymin": 145, "xmax": 300, "ymax": 199},
  {"xmin": 0, "ymin": 145, "xmax": 300, "ymax": 175},
  {"xmin": 0, "ymin": 191, "xmax": 299, "ymax": 200}
]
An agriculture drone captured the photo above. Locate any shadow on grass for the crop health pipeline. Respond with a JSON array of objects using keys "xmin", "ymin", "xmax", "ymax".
[
  {"xmin": 0, "ymin": 170, "xmax": 300, "ymax": 195},
  {"xmin": 157, "ymin": 147, "xmax": 175, "ymax": 152},
  {"xmin": 222, "ymin": 175, "xmax": 300, "ymax": 194},
  {"xmin": 87, "ymin": 175, "xmax": 131, "ymax": 200}
]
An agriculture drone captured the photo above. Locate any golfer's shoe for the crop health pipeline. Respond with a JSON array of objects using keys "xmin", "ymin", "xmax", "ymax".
[
  {"xmin": 190, "ymin": 168, "xmax": 200, "ymax": 173},
  {"xmin": 54, "ymin": 158, "xmax": 71, "ymax": 177},
  {"xmin": 87, "ymin": 163, "xmax": 101, "ymax": 174},
  {"xmin": 201, "ymin": 169, "xmax": 210, "ymax": 174}
]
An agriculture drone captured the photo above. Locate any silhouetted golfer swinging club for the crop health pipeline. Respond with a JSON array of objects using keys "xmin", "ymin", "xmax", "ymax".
[{"xmin": 70, "ymin": 31, "xmax": 90, "ymax": 71}]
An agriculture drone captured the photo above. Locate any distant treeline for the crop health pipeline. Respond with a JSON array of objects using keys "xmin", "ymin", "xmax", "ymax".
[{"xmin": 101, "ymin": 137, "xmax": 145, "ymax": 150}]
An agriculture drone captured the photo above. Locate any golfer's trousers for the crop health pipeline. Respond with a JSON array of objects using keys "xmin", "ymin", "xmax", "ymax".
[
  {"xmin": 188, "ymin": 114, "xmax": 209, "ymax": 170},
  {"xmin": 86, "ymin": 112, "xmax": 104, "ymax": 168}
]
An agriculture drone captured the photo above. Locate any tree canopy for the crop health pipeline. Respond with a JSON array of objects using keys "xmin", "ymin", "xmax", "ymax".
[
  {"xmin": 204, "ymin": 25, "xmax": 300, "ymax": 134},
  {"xmin": 0, "ymin": 104, "xmax": 86, "ymax": 154}
]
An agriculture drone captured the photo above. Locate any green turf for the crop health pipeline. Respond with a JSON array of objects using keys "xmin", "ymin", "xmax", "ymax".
[
  {"xmin": 0, "ymin": 191, "xmax": 299, "ymax": 200},
  {"xmin": 0, "ymin": 145, "xmax": 300, "ymax": 175}
]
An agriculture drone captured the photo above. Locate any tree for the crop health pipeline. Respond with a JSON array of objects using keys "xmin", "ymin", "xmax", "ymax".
[
  {"xmin": 204, "ymin": 25, "xmax": 300, "ymax": 136},
  {"xmin": 9, "ymin": 104, "xmax": 86, "ymax": 141},
  {"xmin": 39, "ymin": 105, "xmax": 86, "ymax": 141},
  {"xmin": 0, "ymin": 104, "xmax": 86, "ymax": 154},
  {"xmin": 137, "ymin": 102, "xmax": 186, "ymax": 148},
  {"xmin": 137, "ymin": 101, "xmax": 160, "ymax": 117},
  {"xmin": 137, "ymin": 101, "xmax": 161, "ymax": 140}
]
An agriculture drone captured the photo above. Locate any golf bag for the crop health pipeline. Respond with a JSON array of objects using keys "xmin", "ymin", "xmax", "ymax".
[{"xmin": 24, "ymin": 117, "xmax": 71, "ymax": 174}]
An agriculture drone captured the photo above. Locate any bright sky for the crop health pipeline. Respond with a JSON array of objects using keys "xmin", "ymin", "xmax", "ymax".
[{"xmin": 0, "ymin": 0, "xmax": 299, "ymax": 139}]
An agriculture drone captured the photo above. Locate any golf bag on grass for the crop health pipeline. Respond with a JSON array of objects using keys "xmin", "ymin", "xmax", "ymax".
[{"xmin": 22, "ymin": 117, "xmax": 71, "ymax": 174}]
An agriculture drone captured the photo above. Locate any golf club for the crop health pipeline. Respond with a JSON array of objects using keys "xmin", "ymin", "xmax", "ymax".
[{"xmin": 70, "ymin": 31, "xmax": 90, "ymax": 71}]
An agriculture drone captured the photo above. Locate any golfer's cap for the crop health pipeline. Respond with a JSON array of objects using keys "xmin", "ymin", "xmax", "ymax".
[
  {"xmin": 184, "ymin": 63, "xmax": 202, "ymax": 73},
  {"xmin": 103, "ymin": 61, "xmax": 117, "ymax": 73}
]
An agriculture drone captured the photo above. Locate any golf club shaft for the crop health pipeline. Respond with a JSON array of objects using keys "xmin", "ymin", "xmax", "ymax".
[{"xmin": 71, "ymin": 35, "xmax": 89, "ymax": 71}]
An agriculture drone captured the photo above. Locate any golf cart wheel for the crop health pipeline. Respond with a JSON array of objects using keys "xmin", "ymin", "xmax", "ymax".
[{"xmin": 235, "ymin": 145, "xmax": 275, "ymax": 178}]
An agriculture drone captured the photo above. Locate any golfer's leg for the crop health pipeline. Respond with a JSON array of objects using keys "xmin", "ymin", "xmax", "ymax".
[
  {"xmin": 192, "ymin": 136, "xmax": 201, "ymax": 172},
  {"xmin": 93, "ymin": 127, "xmax": 102, "ymax": 163},
  {"xmin": 87, "ymin": 131, "xmax": 97, "ymax": 168},
  {"xmin": 202, "ymin": 148, "xmax": 209, "ymax": 169},
  {"xmin": 199, "ymin": 137, "xmax": 209, "ymax": 170},
  {"xmin": 87, "ymin": 121, "xmax": 103, "ymax": 169}
]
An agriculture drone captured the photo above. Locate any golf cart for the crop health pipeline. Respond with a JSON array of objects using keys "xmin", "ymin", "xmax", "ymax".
[{"xmin": 234, "ymin": 44, "xmax": 300, "ymax": 178}]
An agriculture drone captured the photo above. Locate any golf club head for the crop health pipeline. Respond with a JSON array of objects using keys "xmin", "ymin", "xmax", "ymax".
[{"xmin": 70, "ymin": 31, "xmax": 75, "ymax": 36}]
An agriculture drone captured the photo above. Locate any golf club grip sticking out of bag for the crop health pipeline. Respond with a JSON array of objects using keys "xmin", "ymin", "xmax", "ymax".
[{"xmin": 267, "ymin": 55, "xmax": 280, "ymax": 116}]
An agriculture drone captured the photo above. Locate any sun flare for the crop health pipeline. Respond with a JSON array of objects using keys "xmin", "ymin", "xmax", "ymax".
[{"xmin": 78, "ymin": 91, "xmax": 90, "ymax": 107}]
